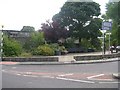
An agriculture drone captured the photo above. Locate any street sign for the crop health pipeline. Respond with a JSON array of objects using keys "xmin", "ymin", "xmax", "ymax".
[{"xmin": 102, "ymin": 21, "xmax": 112, "ymax": 30}]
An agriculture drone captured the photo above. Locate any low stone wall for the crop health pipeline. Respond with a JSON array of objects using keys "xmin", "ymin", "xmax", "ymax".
[
  {"xmin": 2, "ymin": 57, "xmax": 59, "ymax": 62},
  {"xmin": 74, "ymin": 53, "xmax": 120, "ymax": 61},
  {"xmin": 2, "ymin": 53, "xmax": 120, "ymax": 62}
]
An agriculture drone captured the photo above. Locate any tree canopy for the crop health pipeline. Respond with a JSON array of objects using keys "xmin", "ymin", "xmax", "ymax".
[
  {"xmin": 105, "ymin": 2, "xmax": 120, "ymax": 45},
  {"xmin": 40, "ymin": 20, "xmax": 69, "ymax": 43},
  {"xmin": 21, "ymin": 26, "xmax": 35, "ymax": 32},
  {"xmin": 52, "ymin": 1, "xmax": 102, "ymax": 48}
]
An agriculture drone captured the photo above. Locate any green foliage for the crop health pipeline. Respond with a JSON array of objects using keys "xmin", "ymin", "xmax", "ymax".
[
  {"xmin": 52, "ymin": 2, "xmax": 102, "ymax": 48},
  {"xmin": 90, "ymin": 38, "xmax": 102, "ymax": 50},
  {"xmin": 101, "ymin": 14, "xmax": 109, "ymax": 21},
  {"xmin": 3, "ymin": 35, "xmax": 22, "ymax": 57},
  {"xmin": 21, "ymin": 26, "xmax": 35, "ymax": 32},
  {"xmin": 105, "ymin": 2, "xmax": 120, "ymax": 45},
  {"xmin": 81, "ymin": 39, "xmax": 92, "ymax": 48},
  {"xmin": 64, "ymin": 38, "xmax": 76, "ymax": 48},
  {"xmin": 20, "ymin": 52, "xmax": 32, "ymax": 57},
  {"xmin": 106, "ymin": 2, "xmax": 119, "ymax": 22},
  {"xmin": 23, "ymin": 32, "xmax": 45, "ymax": 51},
  {"xmin": 33, "ymin": 44, "xmax": 55, "ymax": 56},
  {"xmin": 59, "ymin": 46, "xmax": 67, "ymax": 52},
  {"xmin": 111, "ymin": 21, "xmax": 118, "ymax": 45},
  {"xmin": 48, "ymin": 43, "xmax": 60, "ymax": 51}
]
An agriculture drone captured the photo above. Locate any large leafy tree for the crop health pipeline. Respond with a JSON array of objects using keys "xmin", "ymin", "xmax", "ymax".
[
  {"xmin": 40, "ymin": 20, "xmax": 69, "ymax": 43},
  {"xmin": 52, "ymin": 1, "xmax": 102, "ymax": 47},
  {"xmin": 105, "ymin": 2, "xmax": 120, "ymax": 45}
]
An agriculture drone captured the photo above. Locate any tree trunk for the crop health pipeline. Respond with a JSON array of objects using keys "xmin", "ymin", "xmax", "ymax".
[{"xmin": 79, "ymin": 37, "xmax": 81, "ymax": 46}]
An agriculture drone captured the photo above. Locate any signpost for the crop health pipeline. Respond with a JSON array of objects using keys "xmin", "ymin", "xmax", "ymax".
[
  {"xmin": 102, "ymin": 21, "xmax": 112, "ymax": 30},
  {"xmin": 101, "ymin": 21, "xmax": 112, "ymax": 55},
  {"xmin": 106, "ymin": 32, "xmax": 111, "ymax": 54}
]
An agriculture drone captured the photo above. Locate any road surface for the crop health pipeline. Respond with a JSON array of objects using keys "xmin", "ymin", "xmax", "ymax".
[{"xmin": 1, "ymin": 61, "xmax": 120, "ymax": 88}]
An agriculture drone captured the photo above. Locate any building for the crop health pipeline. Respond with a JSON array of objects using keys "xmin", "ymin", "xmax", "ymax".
[{"xmin": 2, "ymin": 30, "xmax": 31, "ymax": 44}]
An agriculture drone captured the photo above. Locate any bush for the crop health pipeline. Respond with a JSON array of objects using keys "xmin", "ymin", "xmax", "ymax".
[
  {"xmin": 33, "ymin": 44, "xmax": 55, "ymax": 56},
  {"xmin": 23, "ymin": 32, "xmax": 45, "ymax": 52},
  {"xmin": 20, "ymin": 52, "xmax": 32, "ymax": 57},
  {"xmin": 3, "ymin": 36, "xmax": 23, "ymax": 57},
  {"xmin": 49, "ymin": 43, "xmax": 60, "ymax": 51}
]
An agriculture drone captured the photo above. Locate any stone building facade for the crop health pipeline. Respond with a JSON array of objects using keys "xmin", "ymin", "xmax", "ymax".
[{"xmin": 2, "ymin": 30, "xmax": 31, "ymax": 44}]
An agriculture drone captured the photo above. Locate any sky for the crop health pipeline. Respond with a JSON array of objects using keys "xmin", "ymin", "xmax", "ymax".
[{"xmin": 0, "ymin": 0, "xmax": 109, "ymax": 30}]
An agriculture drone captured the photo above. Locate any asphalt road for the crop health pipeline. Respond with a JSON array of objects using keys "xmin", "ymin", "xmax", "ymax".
[{"xmin": 2, "ymin": 61, "xmax": 120, "ymax": 88}]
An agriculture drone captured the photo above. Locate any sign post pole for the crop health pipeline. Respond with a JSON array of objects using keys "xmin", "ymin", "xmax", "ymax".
[
  {"xmin": 103, "ymin": 32, "xmax": 106, "ymax": 54},
  {"xmin": 102, "ymin": 21, "xmax": 112, "ymax": 55}
]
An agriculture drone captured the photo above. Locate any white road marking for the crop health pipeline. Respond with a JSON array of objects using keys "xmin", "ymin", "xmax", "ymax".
[
  {"xmin": 23, "ymin": 75, "xmax": 31, "ymax": 77},
  {"xmin": 58, "ymin": 73, "xmax": 73, "ymax": 77},
  {"xmin": 26, "ymin": 72, "xmax": 32, "ymax": 75},
  {"xmin": 88, "ymin": 78, "xmax": 113, "ymax": 81},
  {"xmin": 17, "ymin": 73, "xmax": 38, "ymax": 78},
  {"xmin": 87, "ymin": 74, "xmax": 104, "ymax": 79},
  {"xmin": 42, "ymin": 76, "xmax": 55, "ymax": 79},
  {"xmin": 99, "ymin": 81, "xmax": 120, "ymax": 84},
  {"xmin": 56, "ymin": 77, "xmax": 95, "ymax": 83},
  {"xmin": 29, "ymin": 75, "xmax": 38, "ymax": 77},
  {"xmin": 16, "ymin": 74, "xmax": 21, "ymax": 76},
  {"xmin": 12, "ymin": 67, "xmax": 16, "ymax": 69}
]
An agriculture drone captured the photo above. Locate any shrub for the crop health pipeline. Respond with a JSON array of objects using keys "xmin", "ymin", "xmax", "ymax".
[
  {"xmin": 23, "ymin": 32, "xmax": 45, "ymax": 52},
  {"xmin": 33, "ymin": 44, "xmax": 55, "ymax": 56},
  {"xmin": 3, "ymin": 36, "xmax": 23, "ymax": 57},
  {"xmin": 20, "ymin": 52, "xmax": 32, "ymax": 57},
  {"xmin": 49, "ymin": 43, "xmax": 60, "ymax": 51}
]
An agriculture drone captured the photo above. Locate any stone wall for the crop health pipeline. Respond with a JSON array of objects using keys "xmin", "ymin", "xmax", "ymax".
[
  {"xmin": 2, "ymin": 57, "xmax": 59, "ymax": 62},
  {"xmin": 74, "ymin": 53, "xmax": 120, "ymax": 61},
  {"xmin": 2, "ymin": 53, "xmax": 120, "ymax": 62}
]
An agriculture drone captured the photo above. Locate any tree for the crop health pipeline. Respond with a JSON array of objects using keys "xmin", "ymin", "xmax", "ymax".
[
  {"xmin": 84, "ymin": 18, "xmax": 102, "ymax": 49},
  {"xmin": 3, "ymin": 35, "xmax": 22, "ymax": 57},
  {"xmin": 52, "ymin": 1, "xmax": 102, "ymax": 48},
  {"xmin": 40, "ymin": 20, "xmax": 69, "ymax": 43},
  {"xmin": 105, "ymin": 2, "xmax": 120, "ymax": 45},
  {"xmin": 23, "ymin": 32, "xmax": 45, "ymax": 52},
  {"xmin": 21, "ymin": 26, "xmax": 35, "ymax": 32}
]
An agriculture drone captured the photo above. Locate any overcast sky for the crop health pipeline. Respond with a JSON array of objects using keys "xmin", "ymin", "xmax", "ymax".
[{"xmin": 0, "ymin": 0, "xmax": 109, "ymax": 30}]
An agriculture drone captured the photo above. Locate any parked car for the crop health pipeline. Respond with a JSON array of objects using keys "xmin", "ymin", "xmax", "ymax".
[
  {"xmin": 110, "ymin": 45, "xmax": 120, "ymax": 53},
  {"xmin": 116, "ymin": 46, "xmax": 120, "ymax": 53},
  {"xmin": 87, "ymin": 48, "xmax": 95, "ymax": 52}
]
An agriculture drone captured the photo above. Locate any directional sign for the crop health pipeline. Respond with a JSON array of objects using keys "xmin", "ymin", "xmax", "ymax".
[{"xmin": 102, "ymin": 21, "xmax": 112, "ymax": 30}]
